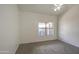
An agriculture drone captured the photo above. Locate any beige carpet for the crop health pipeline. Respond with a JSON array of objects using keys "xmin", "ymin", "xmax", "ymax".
[{"xmin": 16, "ymin": 40, "xmax": 79, "ymax": 54}]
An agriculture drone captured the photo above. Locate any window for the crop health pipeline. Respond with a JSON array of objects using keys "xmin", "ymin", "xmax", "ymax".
[
  {"xmin": 38, "ymin": 23, "xmax": 45, "ymax": 36},
  {"xmin": 38, "ymin": 22, "xmax": 54, "ymax": 37},
  {"xmin": 46, "ymin": 22, "xmax": 54, "ymax": 36}
]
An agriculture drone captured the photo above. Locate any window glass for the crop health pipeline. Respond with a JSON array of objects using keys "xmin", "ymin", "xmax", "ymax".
[
  {"xmin": 38, "ymin": 22, "xmax": 54, "ymax": 37},
  {"xmin": 46, "ymin": 22, "xmax": 53, "ymax": 28},
  {"xmin": 38, "ymin": 22, "xmax": 45, "ymax": 28}
]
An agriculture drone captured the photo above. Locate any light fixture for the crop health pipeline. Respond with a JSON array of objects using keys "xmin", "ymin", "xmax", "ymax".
[{"xmin": 53, "ymin": 4, "xmax": 64, "ymax": 11}]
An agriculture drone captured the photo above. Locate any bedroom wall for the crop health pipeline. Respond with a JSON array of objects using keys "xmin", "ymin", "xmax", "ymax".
[
  {"xmin": 20, "ymin": 11, "xmax": 58, "ymax": 44},
  {"xmin": 59, "ymin": 5, "xmax": 79, "ymax": 47},
  {"xmin": 0, "ymin": 5, "xmax": 19, "ymax": 53}
]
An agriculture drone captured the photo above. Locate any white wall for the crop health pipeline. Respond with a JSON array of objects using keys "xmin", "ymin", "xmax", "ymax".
[
  {"xmin": 0, "ymin": 5, "xmax": 19, "ymax": 53},
  {"xmin": 59, "ymin": 5, "xmax": 79, "ymax": 47},
  {"xmin": 20, "ymin": 11, "xmax": 58, "ymax": 44}
]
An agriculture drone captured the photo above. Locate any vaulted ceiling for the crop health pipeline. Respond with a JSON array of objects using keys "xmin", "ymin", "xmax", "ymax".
[{"xmin": 18, "ymin": 4, "xmax": 74, "ymax": 16}]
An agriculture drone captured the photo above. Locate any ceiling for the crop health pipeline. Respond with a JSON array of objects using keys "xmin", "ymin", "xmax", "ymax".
[{"xmin": 18, "ymin": 4, "xmax": 74, "ymax": 16}]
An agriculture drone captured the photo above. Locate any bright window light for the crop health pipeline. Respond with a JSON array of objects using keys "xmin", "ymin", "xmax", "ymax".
[{"xmin": 38, "ymin": 22, "xmax": 54, "ymax": 37}]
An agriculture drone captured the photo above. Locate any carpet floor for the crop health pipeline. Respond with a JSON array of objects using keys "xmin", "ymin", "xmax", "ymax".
[{"xmin": 16, "ymin": 40, "xmax": 79, "ymax": 54}]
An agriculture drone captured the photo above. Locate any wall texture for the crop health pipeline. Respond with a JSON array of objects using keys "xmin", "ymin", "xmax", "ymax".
[
  {"xmin": 20, "ymin": 11, "xmax": 58, "ymax": 44},
  {"xmin": 59, "ymin": 5, "xmax": 79, "ymax": 47},
  {"xmin": 0, "ymin": 5, "xmax": 19, "ymax": 53}
]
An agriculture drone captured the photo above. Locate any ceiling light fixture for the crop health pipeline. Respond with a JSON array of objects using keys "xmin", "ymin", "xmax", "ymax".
[{"xmin": 53, "ymin": 4, "xmax": 64, "ymax": 11}]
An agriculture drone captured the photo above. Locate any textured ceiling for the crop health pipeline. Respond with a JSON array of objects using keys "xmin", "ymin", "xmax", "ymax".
[{"xmin": 18, "ymin": 4, "xmax": 74, "ymax": 16}]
